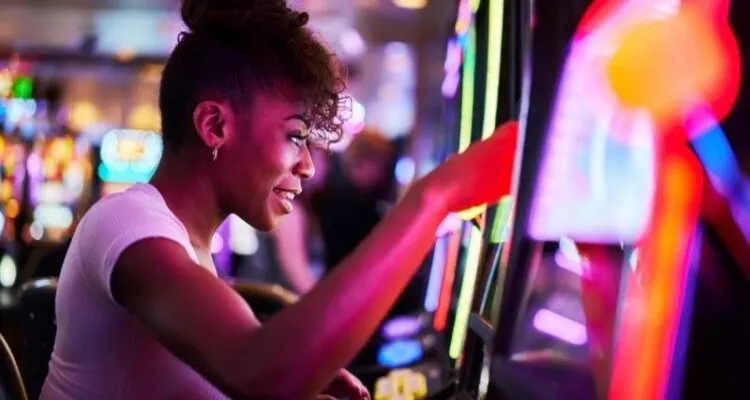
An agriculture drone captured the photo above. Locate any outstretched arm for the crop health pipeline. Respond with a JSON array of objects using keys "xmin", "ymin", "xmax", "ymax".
[
  {"xmin": 113, "ymin": 182, "xmax": 446, "ymax": 399},
  {"xmin": 113, "ymin": 122, "xmax": 518, "ymax": 399}
]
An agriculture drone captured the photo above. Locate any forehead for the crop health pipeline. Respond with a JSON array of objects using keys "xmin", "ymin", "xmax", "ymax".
[{"xmin": 241, "ymin": 91, "xmax": 308, "ymax": 124}]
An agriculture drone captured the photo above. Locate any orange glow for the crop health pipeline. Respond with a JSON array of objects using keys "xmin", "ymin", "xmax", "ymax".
[
  {"xmin": 4, "ymin": 199, "xmax": 20, "ymax": 219},
  {"xmin": 606, "ymin": 4, "xmax": 741, "ymax": 127},
  {"xmin": 609, "ymin": 142, "xmax": 703, "ymax": 400}
]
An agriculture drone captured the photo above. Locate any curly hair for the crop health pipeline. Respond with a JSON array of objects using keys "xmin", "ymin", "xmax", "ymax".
[{"xmin": 159, "ymin": 0, "xmax": 348, "ymax": 151}]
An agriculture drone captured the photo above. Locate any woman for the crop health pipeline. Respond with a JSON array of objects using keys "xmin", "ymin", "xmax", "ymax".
[{"xmin": 41, "ymin": 1, "xmax": 517, "ymax": 399}]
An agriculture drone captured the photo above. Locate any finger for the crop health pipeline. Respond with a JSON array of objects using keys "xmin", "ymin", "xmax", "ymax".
[
  {"xmin": 492, "ymin": 120, "xmax": 519, "ymax": 139},
  {"xmin": 326, "ymin": 374, "xmax": 369, "ymax": 400},
  {"xmin": 326, "ymin": 381, "xmax": 368, "ymax": 400},
  {"xmin": 339, "ymin": 371, "xmax": 370, "ymax": 400}
]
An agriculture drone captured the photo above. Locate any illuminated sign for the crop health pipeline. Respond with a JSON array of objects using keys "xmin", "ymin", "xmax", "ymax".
[{"xmin": 98, "ymin": 129, "xmax": 163, "ymax": 183}]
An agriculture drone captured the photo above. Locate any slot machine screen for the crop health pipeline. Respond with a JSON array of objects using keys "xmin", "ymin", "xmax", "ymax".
[
  {"xmin": 488, "ymin": 0, "xmax": 749, "ymax": 398},
  {"xmin": 98, "ymin": 129, "xmax": 163, "ymax": 196},
  {"xmin": 27, "ymin": 136, "xmax": 92, "ymax": 241}
]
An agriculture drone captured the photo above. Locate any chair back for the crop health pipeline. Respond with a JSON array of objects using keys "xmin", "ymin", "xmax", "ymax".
[
  {"xmin": 230, "ymin": 280, "xmax": 298, "ymax": 322},
  {"xmin": 0, "ymin": 331, "xmax": 27, "ymax": 400},
  {"xmin": 18, "ymin": 278, "xmax": 57, "ymax": 400}
]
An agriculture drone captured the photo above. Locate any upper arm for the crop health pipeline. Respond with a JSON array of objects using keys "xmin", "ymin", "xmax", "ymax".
[
  {"xmin": 76, "ymin": 196, "xmax": 262, "ymax": 397},
  {"xmin": 111, "ymin": 238, "xmax": 261, "ymax": 398}
]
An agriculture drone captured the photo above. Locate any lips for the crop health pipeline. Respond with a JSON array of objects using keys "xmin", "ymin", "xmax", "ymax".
[{"xmin": 273, "ymin": 187, "xmax": 301, "ymax": 214}]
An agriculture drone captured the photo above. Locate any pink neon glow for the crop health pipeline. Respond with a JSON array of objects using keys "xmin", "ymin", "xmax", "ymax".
[
  {"xmin": 554, "ymin": 250, "xmax": 583, "ymax": 275},
  {"xmin": 382, "ymin": 316, "xmax": 422, "ymax": 340},
  {"xmin": 210, "ymin": 233, "xmax": 224, "ymax": 254},
  {"xmin": 527, "ymin": 0, "xmax": 658, "ymax": 243},
  {"xmin": 532, "ymin": 308, "xmax": 588, "ymax": 346}
]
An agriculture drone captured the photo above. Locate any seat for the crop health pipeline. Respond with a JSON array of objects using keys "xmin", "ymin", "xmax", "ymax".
[
  {"xmin": 18, "ymin": 278, "xmax": 57, "ymax": 400},
  {"xmin": 229, "ymin": 279, "xmax": 299, "ymax": 322},
  {"xmin": 13, "ymin": 277, "xmax": 297, "ymax": 399},
  {"xmin": 0, "ymin": 331, "xmax": 28, "ymax": 400}
]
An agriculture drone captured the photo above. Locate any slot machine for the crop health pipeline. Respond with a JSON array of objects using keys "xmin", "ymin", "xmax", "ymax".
[
  {"xmin": 0, "ymin": 58, "xmax": 39, "ymax": 290},
  {"xmin": 0, "ymin": 131, "xmax": 26, "ymax": 291},
  {"xmin": 450, "ymin": 0, "xmax": 749, "ymax": 398},
  {"xmin": 96, "ymin": 128, "xmax": 162, "ymax": 197},
  {"xmin": 19, "ymin": 127, "xmax": 93, "ymax": 284},
  {"xmin": 373, "ymin": 0, "xmax": 520, "ymax": 398},
  {"xmin": 25, "ymin": 132, "xmax": 93, "ymax": 245}
]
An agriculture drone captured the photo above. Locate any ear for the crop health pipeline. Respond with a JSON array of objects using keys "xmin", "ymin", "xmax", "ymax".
[{"xmin": 192, "ymin": 100, "xmax": 232, "ymax": 150}]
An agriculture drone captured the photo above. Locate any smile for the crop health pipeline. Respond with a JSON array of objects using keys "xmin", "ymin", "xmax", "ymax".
[
  {"xmin": 274, "ymin": 189, "xmax": 297, "ymax": 201},
  {"xmin": 272, "ymin": 188, "xmax": 301, "ymax": 214}
]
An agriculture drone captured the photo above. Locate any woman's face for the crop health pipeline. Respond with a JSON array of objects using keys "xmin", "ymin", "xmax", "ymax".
[{"xmin": 215, "ymin": 92, "xmax": 315, "ymax": 231}]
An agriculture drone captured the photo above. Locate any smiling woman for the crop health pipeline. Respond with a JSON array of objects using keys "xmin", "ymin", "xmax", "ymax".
[{"xmin": 39, "ymin": 0, "xmax": 518, "ymax": 399}]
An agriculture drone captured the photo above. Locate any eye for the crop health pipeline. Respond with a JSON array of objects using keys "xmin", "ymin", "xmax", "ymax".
[{"xmin": 288, "ymin": 130, "xmax": 309, "ymax": 147}]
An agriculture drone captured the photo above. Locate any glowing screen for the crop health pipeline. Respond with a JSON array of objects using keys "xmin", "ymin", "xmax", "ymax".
[
  {"xmin": 98, "ymin": 129, "xmax": 163, "ymax": 183},
  {"xmin": 528, "ymin": 17, "xmax": 657, "ymax": 243}
]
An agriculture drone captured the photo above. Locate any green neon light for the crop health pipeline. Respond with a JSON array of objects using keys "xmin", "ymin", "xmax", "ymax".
[
  {"xmin": 450, "ymin": 0, "xmax": 509, "ymax": 359},
  {"xmin": 489, "ymin": 196, "xmax": 513, "ymax": 244},
  {"xmin": 481, "ymin": 0, "xmax": 505, "ymax": 140},
  {"xmin": 458, "ymin": 25, "xmax": 477, "ymax": 153},
  {"xmin": 449, "ymin": 225, "xmax": 484, "ymax": 359},
  {"xmin": 470, "ymin": 0, "xmax": 482, "ymax": 13}
]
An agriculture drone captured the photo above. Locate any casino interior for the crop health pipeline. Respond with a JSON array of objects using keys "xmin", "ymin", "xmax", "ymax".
[{"xmin": 1, "ymin": 0, "xmax": 749, "ymax": 399}]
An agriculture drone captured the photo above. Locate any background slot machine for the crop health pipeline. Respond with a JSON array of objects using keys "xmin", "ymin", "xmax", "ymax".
[
  {"xmin": 21, "ymin": 128, "xmax": 93, "ymax": 281},
  {"xmin": 95, "ymin": 128, "xmax": 163, "ymax": 197},
  {"xmin": 481, "ymin": 0, "xmax": 750, "ymax": 399},
  {"xmin": 0, "ymin": 58, "xmax": 42, "ymax": 292},
  {"xmin": 452, "ymin": 0, "xmax": 527, "ymax": 395},
  {"xmin": 0, "ymin": 131, "xmax": 26, "ymax": 296}
]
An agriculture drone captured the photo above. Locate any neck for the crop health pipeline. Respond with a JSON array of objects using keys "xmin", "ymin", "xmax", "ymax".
[{"xmin": 150, "ymin": 150, "xmax": 225, "ymax": 249}]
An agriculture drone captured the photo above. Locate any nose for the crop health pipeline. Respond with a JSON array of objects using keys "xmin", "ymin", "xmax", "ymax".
[{"xmin": 295, "ymin": 146, "xmax": 316, "ymax": 180}]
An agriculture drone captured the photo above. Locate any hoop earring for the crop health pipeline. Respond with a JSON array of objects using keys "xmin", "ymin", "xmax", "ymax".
[{"xmin": 212, "ymin": 147, "xmax": 219, "ymax": 162}]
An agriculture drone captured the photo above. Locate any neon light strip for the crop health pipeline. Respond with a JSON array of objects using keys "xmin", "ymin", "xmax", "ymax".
[
  {"xmin": 432, "ymin": 10, "xmax": 477, "ymax": 328},
  {"xmin": 532, "ymin": 309, "xmax": 588, "ymax": 345},
  {"xmin": 434, "ymin": 232, "xmax": 462, "ymax": 331},
  {"xmin": 449, "ymin": 223, "xmax": 485, "ymax": 358},
  {"xmin": 448, "ymin": 0, "xmax": 507, "ymax": 358},
  {"xmin": 424, "ymin": 236, "xmax": 447, "ymax": 312},
  {"xmin": 489, "ymin": 196, "xmax": 513, "ymax": 244},
  {"xmin": 481, "ymin": 0, "xmax": 505, "ymax": 140},
  {"xmin": 609, "ymin": 146, "xmax": 702, "ymax": 400},
  {"xmin": 448, "ymin": 0, "xmax": 506, "ymax": 358},
  {"xmin": 458, "ymin": 24, "xmax": 477, "ymax": 153}
]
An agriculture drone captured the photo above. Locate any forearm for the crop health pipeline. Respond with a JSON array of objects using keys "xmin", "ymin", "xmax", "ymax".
[{"xmin": 243, "ymin": 180, "xmax": 448, "ymax": 397}]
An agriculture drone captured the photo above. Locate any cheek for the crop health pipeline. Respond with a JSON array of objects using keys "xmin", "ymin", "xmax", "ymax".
[{"xmin": 245, "ymin": 141, "xmax": 297, "ymax": 185}]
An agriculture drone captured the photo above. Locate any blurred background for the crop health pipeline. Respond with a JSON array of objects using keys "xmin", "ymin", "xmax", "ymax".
[
  {"xmin": 0, "ymin": 0, "xmax": 457, "ymax": 290},
  {"xmin": 0, "ymin": 1, "xmax": 466, "ymax": 393},
  {"xmin": 2, "ymin": 1, "xmax": 749, "ymax": 399}
]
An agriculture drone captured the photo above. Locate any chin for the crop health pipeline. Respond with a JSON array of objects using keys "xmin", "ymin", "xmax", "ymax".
[{"xmin": 252, "ymin": 213, "xmax": 280, "ymax": 232}]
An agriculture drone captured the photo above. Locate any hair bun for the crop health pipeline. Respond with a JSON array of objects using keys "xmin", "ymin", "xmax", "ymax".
[{"xmin": 181, "ymin": 0, "xmax": 309, "ymax": 38}]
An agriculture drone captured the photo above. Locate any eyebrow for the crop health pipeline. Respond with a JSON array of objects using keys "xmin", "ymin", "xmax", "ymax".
[{"xmin": 285, "ymin": 114, "xmax": 311, "ymax": 129}]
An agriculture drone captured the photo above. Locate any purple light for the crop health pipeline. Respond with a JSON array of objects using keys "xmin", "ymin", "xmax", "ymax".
[
  {"xmin": 382, "ymin": 316, "xmax": 422, "ymax": 340},
  {"xmin": 532, "ymin": 308, "xmax": 587, "ymax": 345}
]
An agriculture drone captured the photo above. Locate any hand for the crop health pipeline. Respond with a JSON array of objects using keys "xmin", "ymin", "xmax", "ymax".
[
  {"xmin": 321, "ymin": 369, "xmax": 370, "ymax": 400},
  {"xmin": 424, "ymin": 121, "xmax": 519, "ymax": 213}
]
